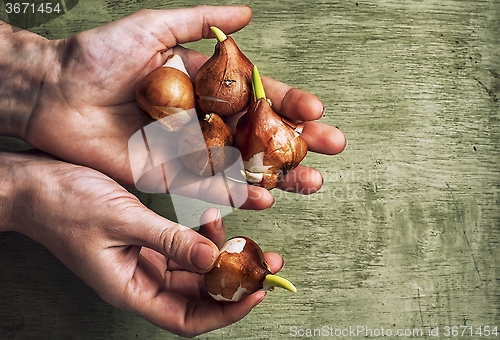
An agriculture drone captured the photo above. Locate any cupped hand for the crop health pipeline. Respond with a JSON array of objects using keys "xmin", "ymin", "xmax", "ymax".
[
  {"xmin": 23, "ymin": 6, "xmax": 346, "ymax": 209},
  {"xmin": 2, "ymin": 150, "xmax": 284, "ymax": 337}
]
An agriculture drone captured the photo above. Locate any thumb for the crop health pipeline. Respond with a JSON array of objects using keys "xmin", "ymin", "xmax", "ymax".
[
  {"xmin": 123, "ymin": 205, "xmax": 219, "ymax": 273},
  {"xmin": 127, "ymin": 5, "xmax": 252, "ymax": 47}
]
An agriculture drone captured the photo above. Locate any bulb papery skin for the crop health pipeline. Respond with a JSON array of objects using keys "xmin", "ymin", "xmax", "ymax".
[
  {"xmin": 163, "ymin": 54, "xmax": 190, "ymax": 77},
  {"xmin": 234, "ymin": 97, "xmax": 308, "ymax": 189},
  {"xmin": 204, "ymin": 236, "xmax": 272, "ymax": 302},
  {"xmin": 195, "ymin": 36, "xmax": 253, "ymax": 116},
  {"xmin": 178, "ymin": 113, "xmax": 235, "ymax": 176},
  {"xmin": 136, "ymin": 55, "xmax": 195, "ymax": 131}
]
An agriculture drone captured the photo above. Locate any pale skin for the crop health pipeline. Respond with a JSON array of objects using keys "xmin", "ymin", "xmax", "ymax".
[{"xmin": 0, "ymin": 5, "xmax": 346, "ymax": 337}]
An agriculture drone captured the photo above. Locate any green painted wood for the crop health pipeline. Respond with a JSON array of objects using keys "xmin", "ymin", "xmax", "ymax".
[{"xmin": 1, "ymin": 0, "xmax": 499, "ymax": 339}]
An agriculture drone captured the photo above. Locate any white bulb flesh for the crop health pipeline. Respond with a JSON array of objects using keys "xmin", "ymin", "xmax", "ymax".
[
  {"xmin": 209, "ymin": 285, "xmax": 248, "ymax": 302},
  {"xmin": 242, "ymin": 151, "xmax": 272, "ymax": 183},
  {"xmin": 220, "ymin": 237, "xmax": 246, "ymax": 254}
]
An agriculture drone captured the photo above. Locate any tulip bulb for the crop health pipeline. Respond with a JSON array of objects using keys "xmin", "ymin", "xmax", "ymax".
[
  {"xmin": 178, "ymin": 113, "xmax": 235, "ymax": 176},
  {"xmin": 136, "ymin": 54, "xmax": 197, "ymax": 131},
  {"xmin": 194, "ymin": 26, "xmax": 254, "ymax": 116},
  {"xmin": 234, "ymin": 66, "xmax": 308, "ymax": 189},
  {"xmin": 204, "ymin": 236, "xmax": 296, "ymax": 302}
]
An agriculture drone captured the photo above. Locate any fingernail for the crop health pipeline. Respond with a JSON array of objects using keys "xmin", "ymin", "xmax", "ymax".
[
  {"xmin": 279, "ymin": 258, "xmax": 286, "ymax": 272},
  {"xmin": 191, "ymin": 243, "xmax": 216, "ymax": 271},
  {"xmin": 270, "ymin": 196, "xmax": 276, "ymax": 208},
  {"xmin": 342, "ymin": 135, "xmax": 348, "ymax": 152},
  {"xmin": 254, "ymin": 291, "xmax": 267, "ymax": 307},
  {"xmin": 214, "ymin": 209, "xmax": 223, "ymax": 230}
]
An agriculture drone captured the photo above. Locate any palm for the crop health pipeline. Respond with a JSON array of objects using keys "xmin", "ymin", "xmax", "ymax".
[{"xmin": 26, "ymin": 13, "xmax": 172, "ymax": 186}]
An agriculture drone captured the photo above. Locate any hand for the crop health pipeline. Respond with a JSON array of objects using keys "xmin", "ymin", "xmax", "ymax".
[
  {"xmin": 11, "ymin": 6, "xmax": 345, "ymax": 209},
  {"xmin": 0, "ymin": 150, "xmax": 284, "ymax": 337}
]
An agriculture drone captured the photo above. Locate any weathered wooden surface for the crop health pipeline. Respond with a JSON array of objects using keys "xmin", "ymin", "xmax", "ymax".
[{"xmin": 1, "ymin": 0, "xmax": 499, "ymax": 339}]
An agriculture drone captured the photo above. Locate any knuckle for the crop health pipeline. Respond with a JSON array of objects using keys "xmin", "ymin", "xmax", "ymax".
[{"xmin": 159, "ymin": 224, "xmax": 189, "ymax": 261}]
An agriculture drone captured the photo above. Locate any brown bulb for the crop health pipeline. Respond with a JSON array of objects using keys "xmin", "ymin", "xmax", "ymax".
[
  {"xmin": 136, "ymin": 55, "xmax": 196, "ymax": 131},
  {"xmin": 195, "ymin": 27, "xmax": 253, "ymax": 116},
  {"xmin": 234, "ymin": 66, "xmax": 308, "ymax": 189},
  {"xmin": 204, "ymin": 236, "xmax": 296, "ymax": 302},
  {"xmin": 234, "ymin": 97, "xmax": 308, "ymax": 189},
  {"xmin": 178, "ymin": 113, "xmax": 235, "ymax": 176}
]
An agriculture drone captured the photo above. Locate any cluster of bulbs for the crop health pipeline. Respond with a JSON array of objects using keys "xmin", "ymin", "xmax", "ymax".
[{"xmin": 135, "ymin": 27, "xmax": 300, "ymax": 302}]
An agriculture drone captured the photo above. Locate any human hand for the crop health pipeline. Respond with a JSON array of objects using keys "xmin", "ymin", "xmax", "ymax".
[
  {"xmin": 0, "ymin": 150, "xmax": 284, "ymax": 337},
  {"xmin": 6, "ymin": 6, "xmax": 345, "ymax": 209}
]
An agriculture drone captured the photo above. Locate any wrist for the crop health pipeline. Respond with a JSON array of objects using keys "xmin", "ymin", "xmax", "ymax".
[
  {"xmin": 0, "ymin": 21, "xmax": 59, "ymax": 139},
  {"xmin": 0, "ymin": 152, "xmax": 19, "ymax": 232},
  {"xmin": 0, "ymin": 151, "xmax": 57, "ymax": 235}
]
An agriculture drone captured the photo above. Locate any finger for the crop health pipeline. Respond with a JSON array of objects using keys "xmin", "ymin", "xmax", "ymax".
[
  {"xmin": 133, "ymin": 253, "xmax": 203, "ymax": 301},
  {"xmin": 198, "ymin": 208, "xmax": 226, "ymax": 248},
  {"xmin": 276, "ymin": 165, "xmax": 323, "ymax": 194},
  {"xmin": 301, "ymin": 121, "xmax": 347, "ymax": 155},
  {"xmin": 164, "ymin": 270, "xmax": 206, "ymax": 301},
  {"xmin": 138, "ymin": 288, "xmax": 266, "ymax": 337},
  {"xmin": 263, "ymin": 251, "xmax": 284, "ymax": 274},
  {"xmin": 186, "ymin": 291, "xmax": 267, "ymax": 337},
  {"xmin": 121, "ymin": 205, "xmax": 219, "ymax": 273},
  {"xmin": 140, "ymin": 247, "xmax": 168, "ymax": 274},
  {"xmin": 133, "ymin": 160, "xmax": 275, "ymax": 210},
  {"xmin": 132, "ymin": 6, "xmax": 252, "ymax": 48},
  {"xmin": 261, "ymin": 76, "xmax": 325, "ymax": 122},
  {"xmin": 167, "ymin": 169, "xmax": 276, "ymax": 210}
]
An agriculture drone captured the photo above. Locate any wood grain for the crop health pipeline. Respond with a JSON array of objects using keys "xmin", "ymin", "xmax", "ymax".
[{"xmin": 1, "ymin": 0, "xmax": 499, "ymax": 339}]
